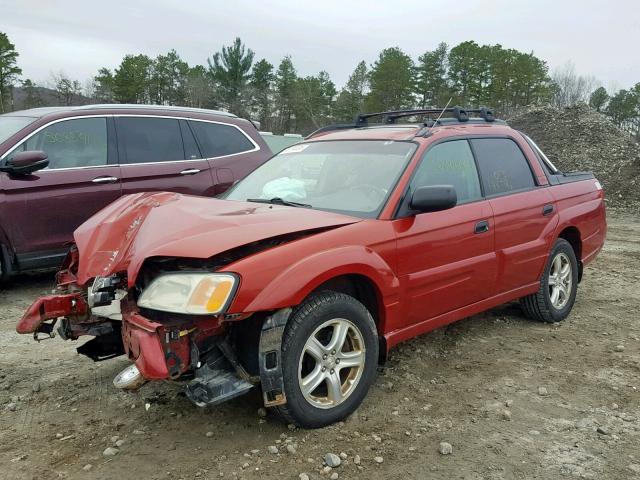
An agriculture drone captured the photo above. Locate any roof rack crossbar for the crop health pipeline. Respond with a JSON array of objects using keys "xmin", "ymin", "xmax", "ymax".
[
  {"xmin": 306, "ymin": 106, "xmax": 497, "ymax": 138},
  {"xmin": 356, "ymin": 106, "xmax": 496, "ymax": 126}
]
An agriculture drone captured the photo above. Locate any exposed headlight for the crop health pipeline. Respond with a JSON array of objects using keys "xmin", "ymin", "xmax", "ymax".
[{"xmin": 137, "ymin": 273, "xmax": 237, "ymax": 315}]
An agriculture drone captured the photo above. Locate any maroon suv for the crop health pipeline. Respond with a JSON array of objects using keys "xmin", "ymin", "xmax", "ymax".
[{"xmin": 0, "ymin": 105, "xmax": 271, "ymax": 279}]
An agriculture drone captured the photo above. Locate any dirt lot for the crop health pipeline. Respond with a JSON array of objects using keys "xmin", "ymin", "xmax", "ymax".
[{"xmin": 1, "ymin": 213, "xmax": 638, "ymax": 480}]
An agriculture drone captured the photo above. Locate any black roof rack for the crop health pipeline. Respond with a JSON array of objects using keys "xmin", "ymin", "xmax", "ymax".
[
  {"xmin": 307, "ymin": 106, "xmax": 500, "ymax": 138},
  {"xmin": 356, "ymin": 106, "xmax": 496, "ymax": 125}
]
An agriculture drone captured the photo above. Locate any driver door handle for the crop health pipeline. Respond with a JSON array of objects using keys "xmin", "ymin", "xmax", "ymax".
[
  {"xmin": 92, "ymin": 176, "xmax": 119, "ymax": 184},
  {"xmin": 474, "ymin": 220, "xmax": 490, "ymax": 234},
  {"xmin": 180, "ymin": 168, "xmax": 201, "ymax": 175}
]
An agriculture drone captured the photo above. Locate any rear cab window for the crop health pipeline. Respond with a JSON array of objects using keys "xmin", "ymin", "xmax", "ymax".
[
  {"xmin": 189, "ymin": 120, "xmax": 256, "ymax": 158},
  {"xmin": 470, "ymin": 138, "xmax": 536, "ymax": 196}
]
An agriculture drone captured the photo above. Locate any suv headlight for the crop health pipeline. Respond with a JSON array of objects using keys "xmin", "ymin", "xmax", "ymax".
[{"xmin": 137, "ymin": 273, "xmax": 237, "ymax": 315}]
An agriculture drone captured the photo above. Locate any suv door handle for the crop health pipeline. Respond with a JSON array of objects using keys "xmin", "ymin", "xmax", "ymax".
[
  {"xmin": 474, "ymin": 220, "xmax": 490, "ymax": 234},
  {"xmin": 542, "ymin": 204, "xmax": 554, "ymax": 216},
  {"xmin": 92, "ymin": 176, "xmax": 119, "ymax": 184},
  {"xmin": 180, "ymin": 168, "xmax": 201, "ymax": 175}
]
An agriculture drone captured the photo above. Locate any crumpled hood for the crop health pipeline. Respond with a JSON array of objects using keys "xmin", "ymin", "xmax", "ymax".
[{"xmin": 73, "ymin": 192, "xmax": 361, "ymax": 286}]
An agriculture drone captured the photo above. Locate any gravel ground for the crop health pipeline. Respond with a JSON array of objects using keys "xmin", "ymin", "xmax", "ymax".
[{"xmin": 0, "ymin": 213, "xmax": 638, "ymax": 480}]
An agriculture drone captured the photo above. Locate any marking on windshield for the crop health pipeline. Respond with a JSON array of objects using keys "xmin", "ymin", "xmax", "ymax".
[{"xmin": 281, "ymin": 144, "xmax": 309, "ymax": 154}]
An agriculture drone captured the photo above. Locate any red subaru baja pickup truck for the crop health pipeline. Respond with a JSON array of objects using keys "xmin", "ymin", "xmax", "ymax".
[{"xmin": 17, "ymin": 107, "xmax": 606, "ymax": 428}]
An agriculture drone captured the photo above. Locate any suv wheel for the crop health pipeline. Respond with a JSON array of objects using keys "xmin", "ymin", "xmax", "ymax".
[
  {"xmin": 276, "ymin": 291, "xmax": 378, "ymax": 428},
  {"xmin": 520, "ymin": 238, "xmax": 578, "ymax": 323}
]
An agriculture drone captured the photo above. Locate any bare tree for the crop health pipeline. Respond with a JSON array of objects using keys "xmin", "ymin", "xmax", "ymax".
[
  {"xmin": 551, "ymin": 62, "xmax": 599, "ymax": 108},
  {"xmin": 49, "ymin": 72, "xmax": 83, "ymax": 106}
]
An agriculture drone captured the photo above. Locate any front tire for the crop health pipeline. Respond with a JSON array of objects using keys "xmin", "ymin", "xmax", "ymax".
[
  {"xmin": 520, "ymin": 238, "xmax": 578, "ymax": 323},
  {"xmin": 276, "ymin": 291, "xmax": 379, "ymax": 428}
]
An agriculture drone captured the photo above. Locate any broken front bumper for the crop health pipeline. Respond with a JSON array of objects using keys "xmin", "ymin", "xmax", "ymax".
[
  {"xmin": 17, "ymin": 293, "xmax": 89, "ymax": 338},
  {"xmin": 17, "ymin": 290, "xmax": 288, "ymax": 408}
]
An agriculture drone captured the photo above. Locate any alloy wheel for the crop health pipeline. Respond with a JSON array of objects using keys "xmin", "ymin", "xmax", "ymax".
[
  {"xmin": 298, "ymin": 318, "xmax": 365, "ymax": 409},
  {"xmin": 548, "ymin": 252, "xmax": 572, "ymax": 309}
]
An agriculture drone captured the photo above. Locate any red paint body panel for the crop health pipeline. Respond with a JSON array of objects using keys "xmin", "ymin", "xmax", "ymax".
[
  {"xmin": 393, "ymin": 200, "xmax": 496, "ymax": 328},
  {"xmin": 489, "ymin": 188, "xmax": 558, "ymax": 294},
  {"xmin": 16, "ymin": 120, "xmax": 608, "ymax": 382},
  {"xmin": 72, "ymin": 192, "xmax": 360, "ymax": 287},
  {"xmin": 16, "ymin": 293, "xmax": 87, "ymax": 334}
]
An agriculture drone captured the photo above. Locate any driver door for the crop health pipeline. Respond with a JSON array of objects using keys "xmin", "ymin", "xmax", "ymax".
[
  {"xmin": 1, "ymin": 116, "xmax": 121, "ymax": 269},
  {"xmin": 393, "ymin": 139, "xmax": 497, "ymax": 328}
]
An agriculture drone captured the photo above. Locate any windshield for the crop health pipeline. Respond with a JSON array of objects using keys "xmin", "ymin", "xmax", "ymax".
[
  {"xmin": 0, "ymin": 116, "xmax": 37, "ymax": 144},
  {"xmin": 225, "ymin": 140, "xmax": 417, "ymax": 218}
]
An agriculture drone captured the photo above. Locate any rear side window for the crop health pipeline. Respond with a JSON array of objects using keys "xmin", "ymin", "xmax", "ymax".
[
  {"xmin": 189, "ymin": 120, "xmax": 255, "ymax": 158},
  {"xmin": 470, "ymin": 138, "xmax": 535, "ymax": 196},
  {"xmin": 118, "ymin": 117, "xmax": 185, "ymax": 164},
  {"xmin": 411, "ymin": 140, "xmax": 482, "ymax": 204},
  {"xmin": 11, "ymin": 117, "xmax": 107, "ymax": 169}
]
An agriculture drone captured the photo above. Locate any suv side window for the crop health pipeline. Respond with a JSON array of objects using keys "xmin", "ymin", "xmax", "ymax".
[
  {"xmin": 189, "ymin": 120, "xmax": 255, "ymax": 158},
  {"xmin": 11, "ymin": 117, "xmax": 107, "ymax": 169},
  {"xmin": 118, "ymin": 117, "xmax": 185, "ymax": 164},
  {"xmin": 411, "ymin": 140, "xmax": 482, "ymax": 204},
  {"xmin": 470, "ymin": 138, "xmax": 535, "ymax": 196}
]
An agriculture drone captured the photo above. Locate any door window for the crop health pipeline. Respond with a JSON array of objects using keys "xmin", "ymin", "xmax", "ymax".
[
  {"xmin": 118, "ymin": 117, "xmax": 186, "ymax": 164},
  {"xmin": 411, "ymin": 140, "xmax": 482, "ymax": 204},
  {"xmin": 470, "ymin": 138, "xmax": 536, "ymax": 196},
  {"xmin": 189, "ymin": 120, "xmax": 255, "ymax": 158},
  {"xmin": 11, "ymin": 117, "xmax": 107, "ymax": 169}
]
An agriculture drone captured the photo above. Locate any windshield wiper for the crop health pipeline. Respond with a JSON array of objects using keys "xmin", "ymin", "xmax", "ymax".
[{"xmin": 246, "ymin": 197, "xmax": 312, "ymax": 208}]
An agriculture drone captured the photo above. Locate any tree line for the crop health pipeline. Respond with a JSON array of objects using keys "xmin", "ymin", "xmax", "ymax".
[{"xmin": 1, "ymin": 32, "xmax": 639, "ymax": 136}]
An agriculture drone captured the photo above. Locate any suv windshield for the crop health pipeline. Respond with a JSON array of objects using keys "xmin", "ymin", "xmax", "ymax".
[
  {"xmin": 225, "ymin": 140, "xmax": 416, "ymax": 218},
  {"xmin": 0, "ymin": 116, "xmax": 37, "ymax": 144}
]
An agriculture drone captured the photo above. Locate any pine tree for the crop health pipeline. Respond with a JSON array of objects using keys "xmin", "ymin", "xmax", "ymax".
[
  {"xmin": 365, "ymin": 47, "xmax": 415, "ymax": 112},
  {"xmin": 113, "ymin": 54, "xmax": 153, "ymax": 103},
  {"xmin": 589, "ymin": 87, "xmax": 609, "ymax": 112},
  {"xmin": 415, "ymin": 43, "xmax": 449, "ymax": 108},
  {"xmin": 250, "ymin": 59, "xmax": 275, "ymax": 129},
  {"xmin": 208, "ymin": 38, "xmax": 254, "ymax": 116},
  {"xmin": 334, "ymin": 61, "xmax": 368, "ymax": 121},
  {"xmin": 274, "ymin": 56, "xmax": 297, "ymax": 133},
  {"xmin": 0, "ymin": 32, "xmax": 22, "ymax": 113}
]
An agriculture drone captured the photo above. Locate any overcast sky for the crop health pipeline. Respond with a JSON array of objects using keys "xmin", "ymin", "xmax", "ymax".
[{"xmin": 2, "ymin": 0, "xmax": 639, "ymax": 91}]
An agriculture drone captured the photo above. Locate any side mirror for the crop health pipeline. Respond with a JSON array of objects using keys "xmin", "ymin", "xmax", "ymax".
[
  {"xmin": 410, "ymin": 185, "xmax": 457, "ymax": 213},
  {"xmin": 0, "ymin": 151, "xmax": 49, "ymax": 175}
]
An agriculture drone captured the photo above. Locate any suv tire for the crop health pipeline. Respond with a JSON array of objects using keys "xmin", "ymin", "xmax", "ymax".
[
  {"xmin": 520, "ymin": 238, "xmax": 578, "ymax": 323},
  {"xmin": 276, "ymin": 291, "xmax": 378, "ymax": 428}
]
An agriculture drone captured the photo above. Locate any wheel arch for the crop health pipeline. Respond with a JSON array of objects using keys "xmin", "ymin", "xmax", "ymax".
[
  {"xmin": 237, "ymin": 245, "xmax": 399, "ymax": 360},
  {"xmin": 556, "ymin": 226, "xmax": 583, "ymax": 281},
  {"xmin": 0, "ymin": 224, "xmax": 15, "ymax": 279},
  {"xmin": 310, "ymin": 273, "xmax": 388, "ymax": 362}
]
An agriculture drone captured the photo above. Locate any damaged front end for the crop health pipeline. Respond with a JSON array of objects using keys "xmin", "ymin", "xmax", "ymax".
[
  {"xmin": 17, "ymin": 247, "xmax": 124, "ymax": 361},
  {"xmin": 16, "ymin": 246, "xmax": 290, "ymax": 409}
]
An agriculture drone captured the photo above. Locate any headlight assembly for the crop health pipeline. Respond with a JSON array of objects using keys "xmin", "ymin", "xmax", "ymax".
[{"xmin": 137, "ymin": 273, "xmax": 237, "ymax": 315}]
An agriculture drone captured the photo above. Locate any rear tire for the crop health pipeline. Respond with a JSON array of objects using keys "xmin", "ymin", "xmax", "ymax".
[
  {"xmin": 520, "ymin": 238, "xmax": 578, "ymax": 323},
  {"xmin": 276, "ymin": 291, "xmax": 378, "ymax": 428}
]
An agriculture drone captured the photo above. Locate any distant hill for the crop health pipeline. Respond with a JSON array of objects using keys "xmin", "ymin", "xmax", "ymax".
[{"xmin": 8, "ymin": 85, "xmax": 92, "ymax": 111}]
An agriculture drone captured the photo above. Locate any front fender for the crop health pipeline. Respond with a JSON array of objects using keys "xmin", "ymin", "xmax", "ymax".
[{"xmin": 232, "ymin": 245, "xmax": 400, "ymax": 327}]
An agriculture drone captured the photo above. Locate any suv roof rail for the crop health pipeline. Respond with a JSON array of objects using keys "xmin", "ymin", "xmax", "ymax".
[
  {"xmin": 75, "ymin": 104, "xmax": 238, "ymax": 117},
  {"xmin": 307, "ymin": 106, "xmax": 501, "ymax": 138}
]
